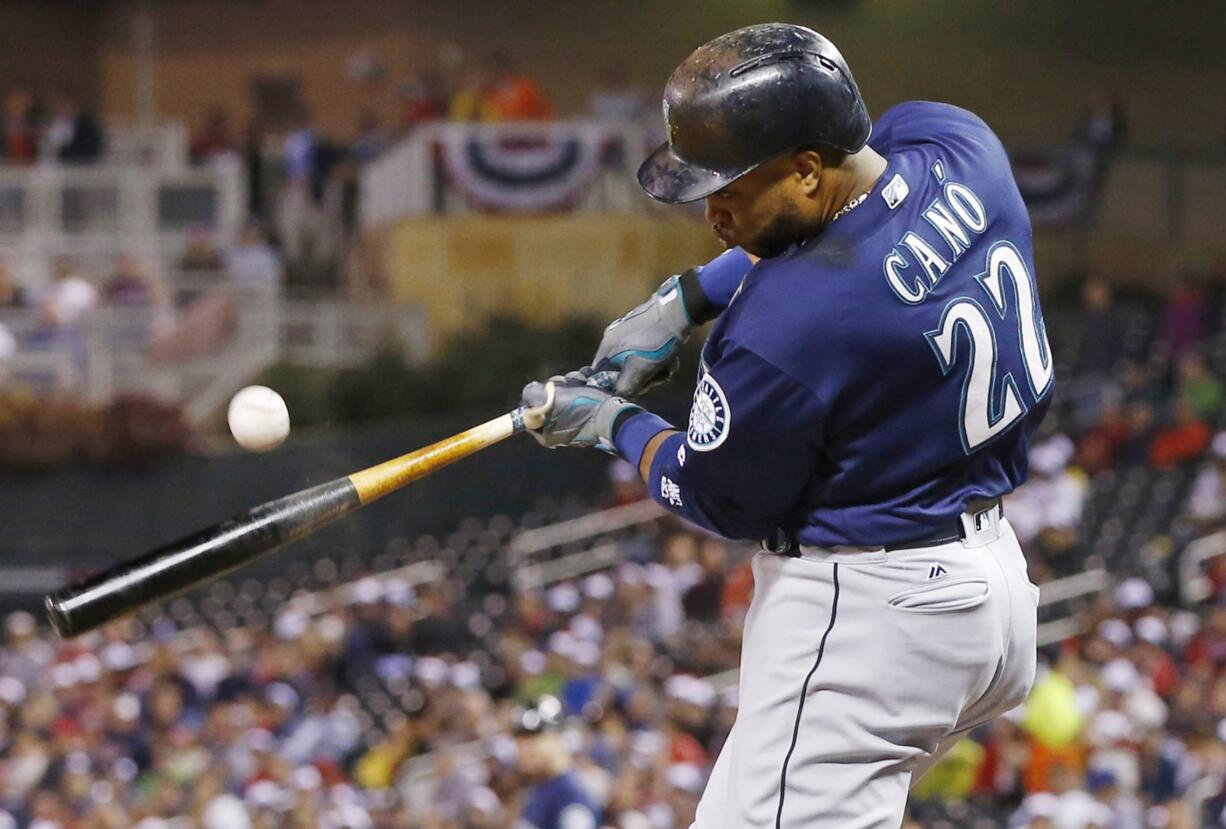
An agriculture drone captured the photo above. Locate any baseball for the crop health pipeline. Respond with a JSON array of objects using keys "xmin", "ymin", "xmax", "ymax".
[{"xmin": 227, "ymin": 385, "xmax": 290, "ymax": 452}]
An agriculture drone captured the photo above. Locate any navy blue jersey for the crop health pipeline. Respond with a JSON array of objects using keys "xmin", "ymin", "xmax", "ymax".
[
  {"xmin": 615, "ymin": 101, "xmax": 1052, "ymax": 548},
  {"xmin": 518, "ymin": 771, "xmax": 600, "ymax": 829}
]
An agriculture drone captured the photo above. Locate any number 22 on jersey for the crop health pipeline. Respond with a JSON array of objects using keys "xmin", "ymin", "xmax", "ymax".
[{"xmin": 925, "ymin": 241, "xmax": 1053, "ymax": 453}]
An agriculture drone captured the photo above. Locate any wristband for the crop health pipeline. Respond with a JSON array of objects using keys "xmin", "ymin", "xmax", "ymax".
[{"xmin": 612, "ymin": 410, "xmax": 673, "ymax": 468}]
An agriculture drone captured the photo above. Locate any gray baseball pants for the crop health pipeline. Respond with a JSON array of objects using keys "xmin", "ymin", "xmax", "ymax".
[{"xmin": 692, "ymin": 513, "xmax": 1038, "ymax": 829}]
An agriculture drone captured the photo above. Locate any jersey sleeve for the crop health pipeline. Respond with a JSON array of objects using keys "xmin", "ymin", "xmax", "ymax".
[
  {"xmin": 686, "ymin": 248, "xmax": 753, "ymax": 319},
  {"xmin": 614, "ymin": 341, "xmax": 826, "ymax": 540}
]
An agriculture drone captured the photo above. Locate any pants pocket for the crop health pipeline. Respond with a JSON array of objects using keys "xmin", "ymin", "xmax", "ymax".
[{"xmin": 887, "ymin": 577, "xmax": 990, "ymax": 614}]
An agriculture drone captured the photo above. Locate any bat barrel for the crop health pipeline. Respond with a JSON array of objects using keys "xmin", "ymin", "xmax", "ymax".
[
  {"xmin": 44, "ymin": 406, "xmax": 536, "ymax": 638},
  {"xmin": 45, "ymin": 478, "xmax": 360, "ymax": 638}
]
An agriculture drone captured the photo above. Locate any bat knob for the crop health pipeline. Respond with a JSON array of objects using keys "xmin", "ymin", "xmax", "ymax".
[
  {"xmin": 520, "ymin": 381, "xmax": 556, "ymax": 431},
  {"xmin": 44, "ymin": 593, "xmax": 75, "ymax": 639}
]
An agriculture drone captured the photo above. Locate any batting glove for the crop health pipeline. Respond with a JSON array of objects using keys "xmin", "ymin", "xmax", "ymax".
[
  {"xmin": 588, "ymin": 274, "xmax": 695, "ymax": 397},
  {"xmin": 521, "ymin": 372, "xmax": 643, "ymax": 451}
]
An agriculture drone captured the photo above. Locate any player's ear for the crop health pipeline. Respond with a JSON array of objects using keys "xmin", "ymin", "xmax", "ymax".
[{"xmin": 793, "ymin": 149, "xmax": 823, "ymax": 197}]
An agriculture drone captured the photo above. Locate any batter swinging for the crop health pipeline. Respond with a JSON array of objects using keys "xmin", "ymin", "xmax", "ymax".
[{"xmin": 522, "ymin": 23, "xmax": 1047, "ymax": 828}]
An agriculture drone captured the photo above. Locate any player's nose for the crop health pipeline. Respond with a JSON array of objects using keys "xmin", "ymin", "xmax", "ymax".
[{"xmin": 705, "ymin": 198, "xmax": 730, "ymax": 227}]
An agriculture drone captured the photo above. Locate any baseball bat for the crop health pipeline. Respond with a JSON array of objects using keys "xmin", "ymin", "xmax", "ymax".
[{"xmin": 43, "ymin": 385, "xmax": 556, "ymax": 638}]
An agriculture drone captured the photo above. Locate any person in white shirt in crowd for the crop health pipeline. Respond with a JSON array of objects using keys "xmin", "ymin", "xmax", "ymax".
[
  {"xmin": 39, "ymin": 258, "xmax": 98, "ymax": 330},
  {"xmin": 645, "ymin": 534, "xmax": 703, "ymax": 644},
  {"xmin": 1186, "ymin": 431, "xmax": 1226, "ymax": 529},
  {"xmin": 1005, "ymin": 434, "xmax": 1088, "ymax": 556},
  {"xmin": 32, "ymin": 258, "xmax": 98, "ymax": 383},
  {"xmin": 224, "ymin": 220, "xmax": 285, "ymax": 293}
]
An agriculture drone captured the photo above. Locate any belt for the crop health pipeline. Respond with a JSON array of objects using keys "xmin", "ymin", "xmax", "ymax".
[{"xmin": 764, "ymin": 499, "xmax": 1004, "ymax": 556}]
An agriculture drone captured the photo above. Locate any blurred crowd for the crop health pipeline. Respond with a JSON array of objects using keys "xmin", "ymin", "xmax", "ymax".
[
  {"xmin": 1, "ymin": 491, "xmax": 1224, "ymax": 828},
  {"xmin": 0, "ymin": 221, "xmax": 283, "ymax": 396},
  {"xmin": 186, "ymin": 53, "xmax": 647, "ymax": 268},
  {"xmin": 1, "ymin": 88, "xmax": 103, "ymax": 166},
  {"xmin": 0, "ymin": 529, "xmax": 748, "ymax": 829},
  {"xmin": 1005, "ymin": 274, "xmax": 1226, "ymax": 579}
]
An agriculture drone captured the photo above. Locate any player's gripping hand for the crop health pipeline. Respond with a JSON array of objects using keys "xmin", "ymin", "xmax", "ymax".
[
  {"xmin": 588, "ymin": 275, "xmax": 694, "ymax": 396},
  {"xmin": 521, "ymin": 371, "xmax": 643, "ymax": 451}
]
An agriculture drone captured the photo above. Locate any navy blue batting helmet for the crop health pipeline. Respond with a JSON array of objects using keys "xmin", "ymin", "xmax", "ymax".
[{"xmin": 638, "ymin": 23, "xmax": 871, "ymax": 204}]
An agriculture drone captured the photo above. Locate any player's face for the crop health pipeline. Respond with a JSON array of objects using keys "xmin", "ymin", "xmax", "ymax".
[{"xmin": 705, "ymin": 154, "xmax": 821, "ymax": 259}]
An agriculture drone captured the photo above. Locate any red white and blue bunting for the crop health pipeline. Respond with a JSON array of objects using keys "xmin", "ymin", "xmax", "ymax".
[
  {"xmin": 437, "ymin": 128, "xmax": 607, "ymax": 213},
  {"xmin": 1012, "ymin": 146, "xmax": 1099, "ymax": 226}
]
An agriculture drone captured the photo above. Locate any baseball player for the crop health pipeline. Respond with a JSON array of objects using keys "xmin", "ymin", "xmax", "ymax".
[{"xmin": 522, "ymin": 23, "xmax": 1048, "ymax": 829}]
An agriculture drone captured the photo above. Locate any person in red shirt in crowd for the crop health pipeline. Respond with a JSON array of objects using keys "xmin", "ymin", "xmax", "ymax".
[
  {"xmin": 1075, "ymin": 397, "xmax": 1131, "ymax": 475},
  {"xmin": 399, "ymin": 73, "xmax": 444, "ymax": 133},
  {"xmin": 2, "ymin": 88, "xmax": 38, "ymax": 163},
  {"xmin": 190, "ymin": 106, "xmax": 238, "ymax": 164},
  {"xmin": 1149, "ymin": 399, "xmax": 1211, "ymax": 468},
  {"xmin": 483, "ymin": 53, "xmax": 555, "ymax": 122},
  {"xmin": 1182, "ymin": 607, "xmax": 1226, "ymax": 667}
]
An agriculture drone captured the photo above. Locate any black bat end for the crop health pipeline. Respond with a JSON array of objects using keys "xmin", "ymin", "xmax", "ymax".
[{"xmin": 44, "ymin": 591, "xmax": 76, "ymax": 639}]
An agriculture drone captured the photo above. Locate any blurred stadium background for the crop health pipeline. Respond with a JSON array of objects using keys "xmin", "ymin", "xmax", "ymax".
[{"xmin": 0, "ymin": 1, "xmax": 1225, "ymax": 827}]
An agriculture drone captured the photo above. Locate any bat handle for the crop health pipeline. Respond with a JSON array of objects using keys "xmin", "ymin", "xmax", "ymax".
[{"xmin": 513, "ymin": 381, "xmax": 556, "ymax": 433}]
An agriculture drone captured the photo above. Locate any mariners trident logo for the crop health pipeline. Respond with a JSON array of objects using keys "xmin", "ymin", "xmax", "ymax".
[{"xmin": 688, "ymin": 372, "xmax": 730, "ymax": 451}]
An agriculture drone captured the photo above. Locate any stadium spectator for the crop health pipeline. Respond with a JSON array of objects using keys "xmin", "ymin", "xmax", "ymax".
[
  {"xmin": 1116, "ymin": 399, "xmax": 1159, "ymax": 468},
  {"xmin": 0, "ymin": 264, "xmax": 26, "ymax": 308},
  {"xmin": 398, "ymin": 74, "xmax": 444, "ymax": 133},
  {"xmin": 103, "ymin": 254, "xmax": 166, "ymax": 308},
  {"xmin": 448, "ymin": 66, "xmax": 493, "ymax": 122},
  {"xmin": 1186, "ymin": 432, "xmax": 1226, "ymax": 529},
  {"xmin": 483, "ymin": 54, "xmax": 555, "ymax": 122},
  {"xmin": 1155, "ymin": 274, "xmax": 1208, "ymax": 362},
  {"xmin": 37, "ymin": 259, "xmax": 97, "ymax": 331},
  {"xmin": 277, "ymin": 106, "xmax": 320, "ymax": 263},
  {"xmin": 1006, "ymin": 434, "xmax": 1087, "ymax": 557},
  {"xmin": 191, "ymin": 106, "xmax": 240, "ymax": 166},
  {"xmin": 1149, "ymin": 399, "xmax": 1212, "ymax": 468},
  {"xmin": 681, "ymin": 539, "xmax": 727, "ymax": 624},
  {"xmin": 350, "ymin": 111, "xmax": 388, "ymax": 163},
  {"xmin": 1176, "ymin": 351, "xmax": 1223, "ymax": 423},
  {"xmin": 1, "ymin": 88, "xmax": 38, "ymax": 164},
  {"xmin": 1069, "ymin": 277, "xmax": 1123, "ymax": 429},
  {"xmin": 180, "ymin": 228, "xmax": 226, "ymax": 275},
  {"xmin": 43, "ymin": 90, "xmax": 104, "ymax": 163},
  {"xmin": 224, "ymin": 221, "xmax": 284, "ymax": 290},
  {"xmin": 1076, "ymin": 397, "xmax": 1132, "ymax": 475},
  {"xmin": 609, "ymin": 458, "xmax": 647, "ymax": 506}
]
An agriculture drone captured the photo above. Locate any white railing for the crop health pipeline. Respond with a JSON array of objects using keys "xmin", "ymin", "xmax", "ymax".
[
  {"xmin": 509, "ymin": 499, "xmax": 666, "ymax": 563},
  {"xmin": 0, "ymin": 278, "xmax": 429, "ymax": 423},
  {"xmin": 102, "ymin": 121, "xmax": 191, "ymax": 169},
  {"xmin": 0, "ymin": 161, "xmax": 244, "ymax": 289},
  {"xmin": 1179, "ymin": 529, "xmax": 1226, "ymax": 604},
  {"xmin": 359, "ymin": 119, "xmax": 656, "ymax": 227}
]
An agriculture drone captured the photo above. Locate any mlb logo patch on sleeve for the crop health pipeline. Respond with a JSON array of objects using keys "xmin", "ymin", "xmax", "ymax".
[{"xmin": 688, "ymin": 372, "xmax": 731, "ymax": 451}]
